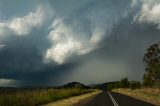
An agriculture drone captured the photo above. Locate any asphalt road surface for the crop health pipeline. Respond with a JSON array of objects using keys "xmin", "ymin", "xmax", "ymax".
[{"xmin": 74, "ymin": 91, "xmax": 155, "ymax": 106}]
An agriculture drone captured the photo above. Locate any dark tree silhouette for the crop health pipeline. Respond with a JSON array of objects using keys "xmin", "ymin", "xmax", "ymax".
[
  {"xmin": 143, "ymin": 43, "xmax": 160, "ymax": 87},
  {"xmin": 121, "ymin": 77, "xmax": 130, "ymax": 88}
]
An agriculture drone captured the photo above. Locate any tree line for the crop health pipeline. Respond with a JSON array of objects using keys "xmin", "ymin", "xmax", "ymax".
[
  {"xmin": 107, "ymin": 77, "xmax": 141, "ymax": 90},
  {"xmin": 108, "ymin": 42, "xmax": 160, "ymax": 90}
]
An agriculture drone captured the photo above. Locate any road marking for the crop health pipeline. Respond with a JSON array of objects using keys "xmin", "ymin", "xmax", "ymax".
[{"xmin": 107, "ymin": 91, "xmax": 119, "ymax": 106}]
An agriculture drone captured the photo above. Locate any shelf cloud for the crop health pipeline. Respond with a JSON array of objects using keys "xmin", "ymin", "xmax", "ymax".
[
  {"xmin": 0, "ymin": 0, "xmax": 160, "ymax": 86},
  {"xmin": 44, "ymin": 0, "xmax": 131, "ymax": 64}
]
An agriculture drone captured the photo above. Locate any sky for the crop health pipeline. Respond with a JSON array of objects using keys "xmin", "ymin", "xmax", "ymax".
[{"xmin": 0, "ymin": 0, "xmax": 160, "ymax": 87}]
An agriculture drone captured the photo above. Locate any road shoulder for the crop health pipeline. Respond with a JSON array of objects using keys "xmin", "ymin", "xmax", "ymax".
[{"xmin": 113, "ymin": 88, "xmax": 160, "ymax": 106}]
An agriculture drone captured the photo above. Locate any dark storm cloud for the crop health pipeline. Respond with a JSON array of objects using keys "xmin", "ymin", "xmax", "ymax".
[
  {"xmin": 0, "ymin": 0, "xmax": 160, "ymax": 86},
  {"xmin": 61, "ymin": 15, "xmax": 160, "ymax": 85},
  {"xmin": 45, "ymin": 0, "xmax": 131, "ymax": 64}
]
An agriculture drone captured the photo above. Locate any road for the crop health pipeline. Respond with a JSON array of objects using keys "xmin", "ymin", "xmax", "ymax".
[{"xmin": 73, "ymin": 91, "xmax": 155, "ymax": 106}]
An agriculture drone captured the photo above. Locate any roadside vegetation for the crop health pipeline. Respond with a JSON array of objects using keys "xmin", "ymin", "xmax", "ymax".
[
  {"xmin": 0, "ymin": 88, "xmax": 93, "ymax": 106},
  {"xmin": 107, "ymin": 77, "xmax": 141, "ymax": 90},
  {"xmin": 113, "ymin": 88, "xmax": 160, "ymax": 106},
  {"xmin": 107, "ymin": 42, "xmax": 160, "ymax": 90},
  {"xmin": 111, "ymin": 42, "xmax": 160, "ymax": 106},
  {"xmin": 45, "ymin": 90, "xmax": 100, "ymax": 106}
]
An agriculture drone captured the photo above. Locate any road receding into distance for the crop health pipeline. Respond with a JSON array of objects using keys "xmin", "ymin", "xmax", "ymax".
[{"xmin": 73, "ymin": 91, "xmax": 155, "ymax": 106}]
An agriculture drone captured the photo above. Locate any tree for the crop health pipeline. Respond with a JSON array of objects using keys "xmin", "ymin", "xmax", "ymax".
[
  {"xmin": 121, "ymin": 77, "xmax": 130, "ymax": 88},
  {"xmin": 143, "ymin": 43, "xmax": 160, "ymax": 87},
  {"xmin": 143, "ymin": 74, "xmax": 153, "ymax": 87}
]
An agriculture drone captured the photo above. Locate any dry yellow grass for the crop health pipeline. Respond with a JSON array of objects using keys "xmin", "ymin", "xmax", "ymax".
[
  {"xmin": 113, "ymin": 88, "xmax": 160, "ymax": 106},
  {"xmin": 0, "ymin": 88, "xmax": 93, "ymax": 106},
  {"xmin": 43, "ymin": 90, "xmax": 101, "ymax": 106}
]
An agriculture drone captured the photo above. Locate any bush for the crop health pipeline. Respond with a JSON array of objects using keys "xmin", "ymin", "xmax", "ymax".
[
  {"xmin": 107, "ymin": 83, "xmax": 115, "ymax": 90},
  {"xmin": 107, "ymin": 82, "xmax": 122, "ymax": 90},
  {"xmin": 130, "ymin": 81, "xmax": 141, "ymax": 90},
  {"xmin": 114, "ymin": 82, "xmax": 122, "ymax": 88}
]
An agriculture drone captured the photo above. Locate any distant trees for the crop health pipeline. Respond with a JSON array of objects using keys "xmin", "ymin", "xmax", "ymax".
[
  {"xmin": 143, "ymin": 43, "xmax": 160, "ymax": 87},
  {"xmin": 107, "ymin": 77, "xmax": 141, "ymax": 90},
  {"xmin": 107, "ymin": 43, "xmax": 160, "ymax": 89},
  {"xmin": 121, "ymin": 78, "xmax": 130, "ymax": 88}
]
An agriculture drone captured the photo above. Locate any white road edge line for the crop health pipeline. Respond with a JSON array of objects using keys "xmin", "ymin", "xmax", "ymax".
[{"xmin": 107, "ymin": 91, "xmax": 119, "ymax": 106}]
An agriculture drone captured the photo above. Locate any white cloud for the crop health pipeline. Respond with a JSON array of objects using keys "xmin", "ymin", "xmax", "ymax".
[
  {"xmin": 131, "ymin": 0, "xmax": 138, "ymax": 7},
  {"xmin": 133, "ymin": 0, "xmax": 160, "ymax": 29},
  {"xmin": 0, "ymin": 78, "xmax": 18, "ymax": 87},
  {"xmin": 45, "ymin": 20, "xmax": 95, "ymax": 64},
  {"xmin": 45, "ymin": 17, "xmax": 121, "ymax": 64},
  {"xmin": 44, "ymin": 1, "xmax": 131, "ymax": 64},
  {"xmin": 0, "ymin": 6, "xmax": 49, "ymax": 36}
]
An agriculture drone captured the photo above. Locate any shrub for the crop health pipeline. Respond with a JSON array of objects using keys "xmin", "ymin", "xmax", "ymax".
[
  {"xmin": 114, "ymin": 82, "xmax": 122, "ymax": 88},
  {"xmin": 107, "ymin": 83, "xmax": 115, "ymax": 90},
  {"xmin": 130, "ymin": 81, "xmax": 141, "ymax": 90}
]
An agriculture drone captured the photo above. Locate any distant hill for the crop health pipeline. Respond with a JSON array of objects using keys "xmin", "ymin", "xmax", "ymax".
[
  {"xmin": 62, "ymin": 82, "xmax": 90, "ymax": 89},
  {"xmin": 61, "ymin": 81, "xmax": 119, "ymax": 90}
]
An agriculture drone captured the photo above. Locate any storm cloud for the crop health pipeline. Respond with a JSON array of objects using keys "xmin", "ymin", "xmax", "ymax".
[{"xmin": 0, "ymin": 0, "xmax": 160, "ymax": 86}]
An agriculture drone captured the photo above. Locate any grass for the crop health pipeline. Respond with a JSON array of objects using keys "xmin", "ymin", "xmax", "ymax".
[
  {"xmin": 45, "ymin": 90, "xmax": 101, "ymax": 106},
  {"xmin": 0, "ymin": 88, "xmax": 93, "ymax": 106},
  {"xmin": 113, "ymin": 88, "xmax": 160, "ymax": 106}
]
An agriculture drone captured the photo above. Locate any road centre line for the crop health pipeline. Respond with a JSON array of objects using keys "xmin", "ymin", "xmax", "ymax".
[{"xmin": 107, "ymin": 91, "xmax": 119, "ymax": 106}]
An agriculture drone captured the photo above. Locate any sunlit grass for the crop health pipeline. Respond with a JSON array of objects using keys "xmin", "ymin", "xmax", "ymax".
[
  {"xmin": 0, "ymin": 88, "xmax": 93, "ymax": 106},
  {"xmin": 113, "ymin": 88, "xmax": 160, "ymax": 106}
]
